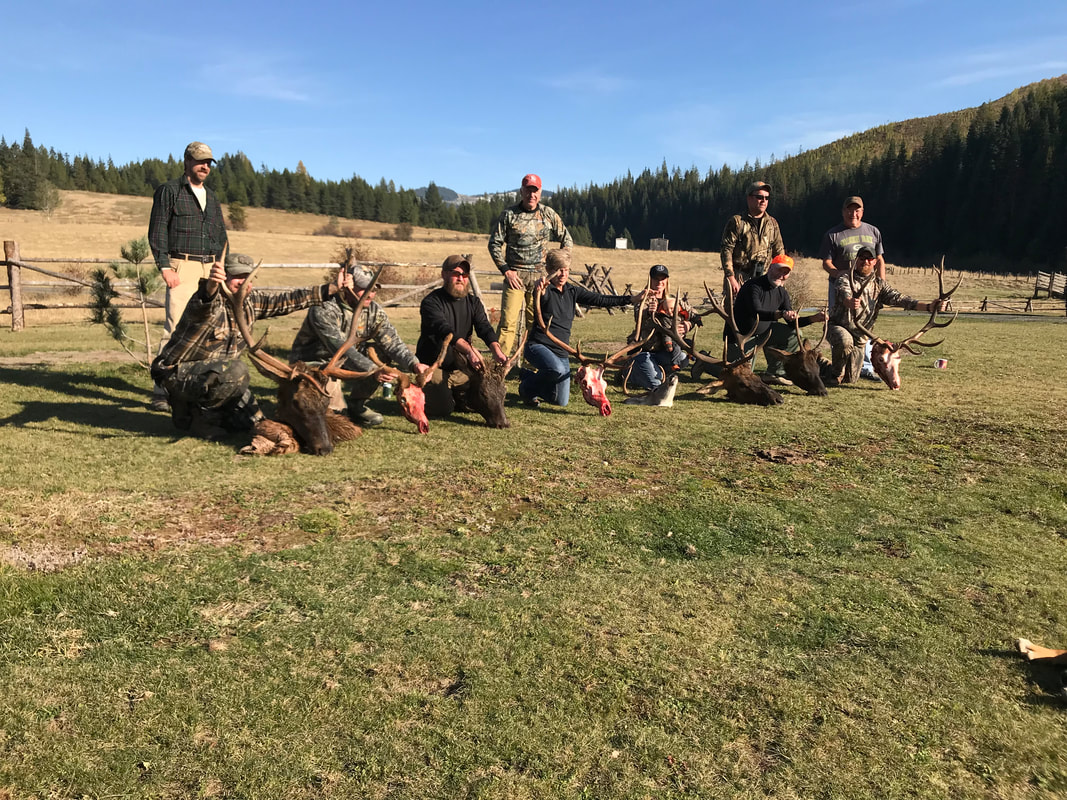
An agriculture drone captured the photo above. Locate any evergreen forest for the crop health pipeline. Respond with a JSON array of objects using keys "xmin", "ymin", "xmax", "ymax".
[{"xmin": 2, "ymin": 77, "xmax": 1065, "ymax": 271}]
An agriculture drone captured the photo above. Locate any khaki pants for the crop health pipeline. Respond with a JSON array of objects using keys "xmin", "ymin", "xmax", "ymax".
[
  {"xmin": 153, "ymin": 259, "xmax": 212, "ymax": 397},
  {"xmin": 496, "ymin": 268, "xmax": 543, "ymax": 355}
]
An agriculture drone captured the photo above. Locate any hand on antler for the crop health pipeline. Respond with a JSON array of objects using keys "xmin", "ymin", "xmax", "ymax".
[
  {"xmin": 490, "ymin": 342, "xmax": 508, "ymax": 365},
  {"xmin": 781, "ymin": 310, "xmax": 798, "ymax": 323},
  {"xmin": 208, "ymin": 262, "xmax": 227, "ymax": 285},
  {"xmin": 335, "ymin": 269, "xmax": 353, "ymax": 294},
  {"xmin": 727, "ymin": 274, "xmax": 741, "ymax": 296}
]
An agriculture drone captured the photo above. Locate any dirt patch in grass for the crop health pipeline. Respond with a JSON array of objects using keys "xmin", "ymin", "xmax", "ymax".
[{"xmin": 0, "ymin": 350, "xmax": 126, "ymax": 367}]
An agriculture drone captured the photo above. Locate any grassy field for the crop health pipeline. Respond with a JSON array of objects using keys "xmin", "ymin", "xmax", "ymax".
[{"xmin": 1, "ymin": 194, "xmax": 1067, "ymax": 798}]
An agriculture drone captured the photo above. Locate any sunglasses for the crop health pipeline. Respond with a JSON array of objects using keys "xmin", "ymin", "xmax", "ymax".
[
  {"xmin": 750, "ymin": 194, "xmax": 769, "ymax": 201},
  {"xmin": 447, "ymin": 271, "xmax": 470, "ymax": 279}
]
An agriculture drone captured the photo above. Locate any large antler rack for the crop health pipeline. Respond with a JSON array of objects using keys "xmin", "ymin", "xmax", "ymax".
[
  {"xmin": 848, "ymin": 255, "xmax": 961, "ymax": 353},
  {"xmin": 365, "ymin": 333, "xmax": 453, "ymax": 390},
  {"xmin": 223, "ymin": 262, "xmax": 385, "ymax": 393},
  {"xmin": 534, "ymin": 283, "xmax": 650, "ymax": 369},
  {"xmin": 700, "ymin": 281, "xmax": 770, "ymax": 366}
]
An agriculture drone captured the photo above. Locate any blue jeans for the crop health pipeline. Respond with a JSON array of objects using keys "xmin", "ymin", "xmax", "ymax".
[
  {"xmin": 627, "ymin": 347, "xmax": 688, "ymax": 390},
  {"xmin": 519, "ymin": 343, "xmax": 571, "ymax": 406}
]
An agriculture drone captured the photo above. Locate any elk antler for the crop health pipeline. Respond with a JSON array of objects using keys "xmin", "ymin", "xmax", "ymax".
[
  {"xmin": 320, "ymin": 266, "xmax": 387, "ymax": 380},
  {"xmin": 699, "ymin": 281, "xmax": 769, "ymax": 367},
  {"xmin": 534, "ymin": 283, "xmax": 649, "ymax": 369},
  {"xmin": 888, "ymin": 256, "xmax": 961, "ymax": 354}
]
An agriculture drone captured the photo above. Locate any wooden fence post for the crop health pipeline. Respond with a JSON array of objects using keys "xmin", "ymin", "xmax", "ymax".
[{"xmin": 4, "ymin": 241, "xmax": 25, "ymax": 332}]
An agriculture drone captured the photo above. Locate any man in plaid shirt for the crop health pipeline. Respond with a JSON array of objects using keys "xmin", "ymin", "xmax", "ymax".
[
  {"xmin": 150, "ymin": 253, "xmax": 345, "ymax": 440},
  {"xmin": 147, "ymin": 141, "xmax": 228, "ymax": 411}
]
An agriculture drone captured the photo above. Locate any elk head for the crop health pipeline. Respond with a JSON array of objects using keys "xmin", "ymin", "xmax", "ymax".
[
  {"xmin": 365, "ymin": 335, "xmax": 451, "ymax": 434},
  {"xmin": 461, "ymin": 333, "xmax": 526, "ymax": 428},
  {"xmin": 533, "ymin": 285, "xmax": 648, "ymax": 416},
  {"xmin": 225, "ymin": 263, "xmax": 384, "ymax": 455},
  {"xmin": 849, "ymin": 256, "xmax": 961, "ymax": 390},
  {"xmin": 765, "ymin": 314, "xmax": 829, "ymax": 396},
  {"xmin": 653, "ymin": 284, "xmax": 783, "ymax": 406}
]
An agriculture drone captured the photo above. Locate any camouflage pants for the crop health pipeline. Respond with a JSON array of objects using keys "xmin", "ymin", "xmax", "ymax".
[
  {"xmin": 826, "ymin": 325, "xmax": 867, "ymax": 383},
  {"xmin": 497, "ymin": 267, "xmax": 543, "ymax": 355},
  {"xmin": 422, "ymin": 368, "xmax": 471, "ymax": 418},
  {"xmin": 153, "ymin": 358, "xmax": 261, "ymax": 433}
]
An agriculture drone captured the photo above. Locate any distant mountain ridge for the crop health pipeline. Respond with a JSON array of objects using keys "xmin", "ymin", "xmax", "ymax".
[{"xmin": 414, "ymin": 186, "xmax": 552, "ymax": 206}]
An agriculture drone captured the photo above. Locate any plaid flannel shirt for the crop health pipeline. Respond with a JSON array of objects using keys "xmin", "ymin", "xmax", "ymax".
[{"xmin": 147, "ymin": 176, "xmax": 228, "ymax": 272}]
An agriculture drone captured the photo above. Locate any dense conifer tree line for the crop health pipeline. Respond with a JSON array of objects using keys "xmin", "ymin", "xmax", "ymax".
[{"xmin": 2, "ymin": 80, "xmax": 1065, "ymax": 270}]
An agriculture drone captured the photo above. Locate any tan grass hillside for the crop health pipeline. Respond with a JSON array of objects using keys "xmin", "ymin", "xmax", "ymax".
[{"xmin": 0, "ymin": 190, "xmax": 1022, "ymax": 313}]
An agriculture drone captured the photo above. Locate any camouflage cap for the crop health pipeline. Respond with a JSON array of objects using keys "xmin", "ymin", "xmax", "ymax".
[
  {"xmin": 747, "ymin": 181, "xmax": 771, "ymax": 196},
  {"xmin": 545, "ymin": 250, "xmax": 571, "ymax": 274},
  {"xmin": 843, "ymin": 195, "xmax": 864, "ymax": 209},
  {"xmin": 184, "ymin": 141, "xmax": 216, "ymax": 163},
  {"xmin": 224, "ymin": 252, "xmax": 255, "ymax": 277},
  {"xmin": 441, "ymin": 255, "xmax": 471, "ymax": 274},
  {"xmin": 348, "ymin": 265, "xmax": 375, "ymax": 290}
]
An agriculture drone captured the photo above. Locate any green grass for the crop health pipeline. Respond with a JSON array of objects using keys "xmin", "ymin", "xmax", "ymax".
[{"xmin": 1, "ymin": 313, "xmax": 1067, "ymax": 798}]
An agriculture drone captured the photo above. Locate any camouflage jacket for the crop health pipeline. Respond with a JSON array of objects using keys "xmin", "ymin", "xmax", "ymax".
[
  {"xmin": 720, "ymin": 213, "xmax": 784, "ymax": 276},
  {"xmin": 830, "ymin": 274, "xmax": 919, "ymax": 333},
  {"xmin": 152, "ymin": 280, "xmax": 331, "ymax": 372},
  {"xmin": 488, "ymin": 203, "xmax": 573, "ymax": 273},
  {"xmin": 289, "ymin": 295, "xmax": 418, "ymax": 373}
]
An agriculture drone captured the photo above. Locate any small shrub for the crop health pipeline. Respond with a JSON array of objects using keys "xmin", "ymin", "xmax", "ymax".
[
  {"xmin": 393, "ymin": 222, "xmax": 414, "ymax": 242},
  {"xmin": 313, "ymin": 217, "xmax": 342, "ymax": 237},
  {"xmin": 227, "ymin": 202, "xmax": 248, "ymax": 231}
]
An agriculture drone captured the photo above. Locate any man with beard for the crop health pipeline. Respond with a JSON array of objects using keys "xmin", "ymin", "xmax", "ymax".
[
  {"xmin": 290, "ymin": 265, "xmax": 428, "ymax": 427},
  {"xmin": 488, "ymin": 173, "xmax": 573, "ymax": 355},
  {"xmin": 720, "ymin": 180, "xmax": 785, "ymax": 296},
  {"xmin": 147, "ymin": 141, "xmax": 228, "ymax": 411},
  {"xmin": 417, "ymin": 255, "xmax": 508, "ymax": 417}
]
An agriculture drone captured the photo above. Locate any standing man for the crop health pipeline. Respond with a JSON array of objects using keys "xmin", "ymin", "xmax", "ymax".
[
  {"xmin": 818, "ymin": 195, "xmax": 886, "ymax": 306},
  {"xmin": 290, "ymin": 265, "xmax": 427, "ymax": 427},
  {"xmin": 147, "ymin": 141, "xmax": 229, "ymax": 411},
  {"xmin": 417, "ymin": 255, "xmax": 508, "ymax": 417},
  {"xmin": 720, "ymin": 181, "xmax": 785, "ymax": 296},
  {"xmin": 488, "ymin": 173, "xmax": 573, "ymax": 355}
]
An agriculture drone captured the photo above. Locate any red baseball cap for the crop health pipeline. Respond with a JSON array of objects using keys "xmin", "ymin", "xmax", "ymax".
[{"xmin": 521, "ymin": 174, "xmax": 542, "ymax": 190}]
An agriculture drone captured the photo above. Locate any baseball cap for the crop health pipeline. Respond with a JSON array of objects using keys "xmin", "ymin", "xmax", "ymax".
[
  {"xmin": 769, "ymin": 254, "xmax": 794, "ymax": 271},
  {"xmin": 348, "ymin": 265, "xmax": 376, "ymax": 290},
  {"xmin": 649, "ymin": 264, "xmax": 669, "ymax": 279},
  {"xmin": 842, "ymin": 195, "xmax": 864, "ymax": 209},
  {"xmin": 441, "ymin": 255, "xmax": 471, "ymax": 274},
  {"xmin": 224, "ymin": 252, "xmax": 255, "ymax": 277},
  {"xmin": 855, "ymin": 246, "xmax": 877, "ymax": 259},
  {"xmin": 521, "ymin": 174, "xmax": 542, "ymax": 190},
  {"xmin": 747, "ymin": 181, "xmax": 771, "ymax": 196},
  {"xmin": 184, "ymin": 141, "xmax": 216, "ymax": 163}
]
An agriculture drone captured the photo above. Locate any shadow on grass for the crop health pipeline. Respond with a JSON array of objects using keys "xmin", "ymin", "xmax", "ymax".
[
  {"xmin": 0, "ymin": 365, "xmax": 179, "ymax": 439},
  {"xmin": 983, "ymin": 645, "xmax": 1067, "ymax": 705}
]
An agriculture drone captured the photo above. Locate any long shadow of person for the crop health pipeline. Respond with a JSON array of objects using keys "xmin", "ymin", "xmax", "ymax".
[
  {"xmin": 1012, "ymin": 638, "xmax": 1067, "ymax": 705},
  {"xmin": 0, "ymin": 365, "xmax": 179, "ymax": 439}
]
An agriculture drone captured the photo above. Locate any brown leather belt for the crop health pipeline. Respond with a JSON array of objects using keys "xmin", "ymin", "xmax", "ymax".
[{"xmin": 169, "ymin": 252, "xmax": 215, "ymax": 263}]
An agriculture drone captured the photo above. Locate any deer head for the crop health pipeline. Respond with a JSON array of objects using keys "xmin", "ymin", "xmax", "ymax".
[
  {"xmin": 225, "ymin": 263, "xmax": 384, "ymax": 455},
  {"xmin": 849, "ymin": 256, "xmax": 961, "ymax": 390}
]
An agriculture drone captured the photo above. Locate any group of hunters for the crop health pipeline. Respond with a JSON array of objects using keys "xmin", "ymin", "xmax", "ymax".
[{"xmin": 148, "ymin": 142, "xmax": 947, "ymax": 440}]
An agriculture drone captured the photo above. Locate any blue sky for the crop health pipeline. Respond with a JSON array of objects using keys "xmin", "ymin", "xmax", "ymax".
[{"xmin": 4, "ymin": 0, "xmax": 1066, "ymax": 196}]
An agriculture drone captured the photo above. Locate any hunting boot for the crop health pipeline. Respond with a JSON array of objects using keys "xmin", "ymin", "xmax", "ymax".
[{"xmin": 350, "ymin": 402, "xmax": 383, "ymax": 427}]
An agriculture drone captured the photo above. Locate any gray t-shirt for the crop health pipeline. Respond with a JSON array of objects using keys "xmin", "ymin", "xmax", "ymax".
[{"xmin": 817, "ymin": 222, "xmax": 884, "ymax": 271}]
